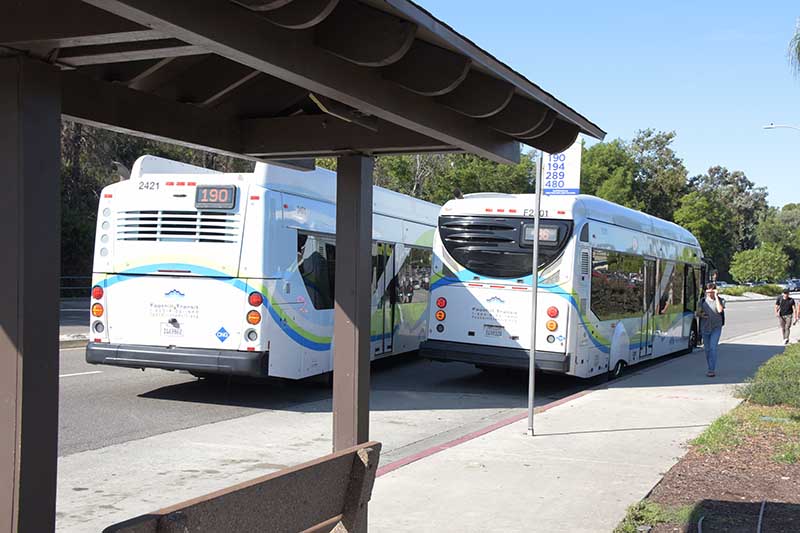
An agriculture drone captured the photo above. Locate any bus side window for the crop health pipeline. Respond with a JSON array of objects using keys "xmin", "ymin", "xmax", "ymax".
[
  {"xmin": 684, "ymin": 265, "xmax": 696, "ymax": 312},
  {"xmin": 298, "ymin": 232, "xmax": 336, "ymax": 310}
]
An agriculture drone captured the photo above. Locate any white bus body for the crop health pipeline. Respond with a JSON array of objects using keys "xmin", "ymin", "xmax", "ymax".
[
  {"xmin": 86, "ymin": 156, "xmax": 439, "ymax": 379},
  {"xmin": 420, "ymin": 194, "xmax": 705, "ymax": 379}
]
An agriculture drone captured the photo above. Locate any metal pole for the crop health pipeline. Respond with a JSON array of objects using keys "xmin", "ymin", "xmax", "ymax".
[{"xmin": 527, "ymin": 153, "xmax": 543, "ymax": 436}]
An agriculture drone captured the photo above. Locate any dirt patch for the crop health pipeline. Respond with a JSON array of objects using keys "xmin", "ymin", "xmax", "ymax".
[
  {"xmin": 649, "ymin": 447, "xmax": 800, "ymax": 532},
  {"xmin": 617, "ymin": 404, "xmax": 800, "ymax": 532}
]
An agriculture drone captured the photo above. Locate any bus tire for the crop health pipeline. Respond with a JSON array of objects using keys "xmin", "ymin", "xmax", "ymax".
[
  {"xmin": 608, "ymin": 360, "xmax": 625, "ymax": 380},
  {"xmin": 688, "ymin": 323, "xmax": 699, "ymax": 351}
]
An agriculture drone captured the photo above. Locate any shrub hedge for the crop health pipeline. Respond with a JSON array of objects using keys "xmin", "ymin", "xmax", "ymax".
[{"xmin": 740, "ymin": 343, "xmax": 800, "ymax": 408}]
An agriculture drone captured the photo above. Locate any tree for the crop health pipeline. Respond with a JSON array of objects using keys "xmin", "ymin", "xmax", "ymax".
[
  {"xmin": 756, "ymin": 205, "xmax": 800, "ymax": 276},
  {"xmin": 580, "ymin": 140, "xmax": 639, "ymax": 208},
  {"xmin": 689, "ymin": 166, "xmax": 768, "ymax": 252},
  {"xmin": 791, "ymin": 18, "xmax": 800, "ymax": 75},
  {"xmin": 729, "ymin": 243, "xmax": 789, "ymax": 283},
  {"xmin": 628, "ymin": 129, "xmax": 688, "ymax": 221},
  {"xmin": 674, "ymin": 191, "xmax": 736, "ymax": 277},
  {"xmin": 373, "ymin": 154, "xmax": 448, "ymax": 198},
  {"xmin": 422, "ymin": 151, "xmax": 536, "ymax": 205}
]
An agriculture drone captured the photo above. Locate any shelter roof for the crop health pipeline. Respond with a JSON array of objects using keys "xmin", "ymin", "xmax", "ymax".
[{"xmin": 3, "ymin": 0, "xmax": 605, "ymax": 165}]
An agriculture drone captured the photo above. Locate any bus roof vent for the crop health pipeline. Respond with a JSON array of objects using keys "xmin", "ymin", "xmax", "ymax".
[{"xmin": 115, "ymin": 210, "xmax": 241, "ymax": 243}]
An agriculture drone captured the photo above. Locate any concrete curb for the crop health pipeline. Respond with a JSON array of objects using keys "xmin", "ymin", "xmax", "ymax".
[{"xmin": 60, "ymin": 335, "xmax": 88, "ymax": 349}]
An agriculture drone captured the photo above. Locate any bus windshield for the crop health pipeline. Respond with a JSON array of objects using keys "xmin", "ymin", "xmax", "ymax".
[{"xmin": 438, "ymin": 215, "xmax": 572, "ymax": 279}]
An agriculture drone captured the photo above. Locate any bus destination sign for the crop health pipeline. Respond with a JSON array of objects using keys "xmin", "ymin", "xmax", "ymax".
[{"xmin": 195, "ymin": 185, "xmax": 237, "ymax": 210}]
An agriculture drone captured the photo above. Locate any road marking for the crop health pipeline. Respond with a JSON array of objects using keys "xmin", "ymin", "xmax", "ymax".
[{"xmin": 59, "ymin": 371, "xmax": 102, "ymax": 378}]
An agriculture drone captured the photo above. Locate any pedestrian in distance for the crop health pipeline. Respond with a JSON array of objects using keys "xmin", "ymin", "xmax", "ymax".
[
  {"xmin": 697, "ymin": 282, "xmax": 725, "ymax": 378},
  {"xmin": 775, "ymin": 288, "xmax": 799, "ymax": 345}
]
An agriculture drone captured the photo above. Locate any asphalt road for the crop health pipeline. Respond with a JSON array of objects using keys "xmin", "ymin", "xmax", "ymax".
[{"xmin": 58, "ymin": 298, "xmax": 779, "ymax": 457}]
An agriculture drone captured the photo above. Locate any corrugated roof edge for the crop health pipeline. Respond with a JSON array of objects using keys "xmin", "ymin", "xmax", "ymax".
[{"xmin": 384, "ymin": 0, "xmax": 606, "ymax": 140}]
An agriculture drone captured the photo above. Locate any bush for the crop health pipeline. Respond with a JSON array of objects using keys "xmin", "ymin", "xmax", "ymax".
[
  {"xmin": 717, "ymin": 284, "xmax": 783, "ymax": 297},
  {"xmin": 749, "ymin": 284, "xmax": 785, "ymax": 297},
  {"xmin": 740, "ymin": 344, "xmax": 800, "ymax": 407}
]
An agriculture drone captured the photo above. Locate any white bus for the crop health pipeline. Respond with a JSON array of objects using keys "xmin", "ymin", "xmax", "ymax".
[
  {"xmin": 420, "ymin": 193, "xmax": 705, "ymax": 379},
  {"xmin": 86, "ymin": 156, "xmax": 439, "ymax": 380}
]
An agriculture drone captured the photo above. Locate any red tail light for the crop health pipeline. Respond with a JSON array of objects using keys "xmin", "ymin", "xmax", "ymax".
[
  {"xmin": 92, "ymin": 285, "xmax": 104, "ymax": 300},
  {"xmin": 436, "ymin": 297, "xmax": 447, "ymax": 308},
  {"xmin": 547, "ymin": 306, "xmax": 559, "ymax": 318},
  {"xmin": 248, "ymin": 291, "xmax": 263, "ymax": 307}
]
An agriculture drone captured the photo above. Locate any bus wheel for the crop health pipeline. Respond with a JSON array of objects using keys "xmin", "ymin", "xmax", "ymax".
[
  {"xmin": 689, "ymin": 325, "xmax": 699, "ymax": 351},
  {"xmin": 608, "ymin": 360, "xmax": 625, "ymax": 380}
]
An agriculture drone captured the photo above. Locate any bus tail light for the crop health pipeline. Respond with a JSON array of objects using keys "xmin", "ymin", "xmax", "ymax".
[
  {"xmin": 435, "ymin": 309, "xmax": 446, "ymax": 321},
  {"xmin": 436, "ymin": 297, "xmax": 447, "ymax": 309},
  {"xmin": 91, "ymin": 303, "xmax": 104, "ymax": 317},
  {"xmin": 545, "ymin": 320, "xmax": 558, "ymax": 332},
  {"xmin": 92, "ymin": 285, "xmax": 104, "ymax": 300},
  {"xmin": 246, "ymin": 310, "xmax": 262, "ymax": 325},
  {"xmin": 248, "ymin": 291, "xmax": 263, "ymax": 307},
  {"xmin": 546, "ymin": 306, "xmax": 559, "ymax": 318}
]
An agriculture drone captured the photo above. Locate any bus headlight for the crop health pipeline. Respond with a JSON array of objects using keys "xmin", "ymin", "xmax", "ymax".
[{"xmin": 545, "ymin": 320, "xmax": 558, "ymax": 332}]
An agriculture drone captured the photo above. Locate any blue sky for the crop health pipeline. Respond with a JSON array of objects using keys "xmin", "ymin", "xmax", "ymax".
[{"xmin": 421, "ymin": 1, "xmax": 800, "ymax": 207}]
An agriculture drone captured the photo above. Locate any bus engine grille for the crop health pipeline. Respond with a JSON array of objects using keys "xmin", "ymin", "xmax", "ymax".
[{"xmin": 116, "ymin": 210, "xmax": 241, "ymax": 243}]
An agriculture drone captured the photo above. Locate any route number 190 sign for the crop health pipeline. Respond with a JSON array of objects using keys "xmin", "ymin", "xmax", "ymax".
[{"xmin": 542, "ymin": 138, "xmax": 582, "ymax": 196}]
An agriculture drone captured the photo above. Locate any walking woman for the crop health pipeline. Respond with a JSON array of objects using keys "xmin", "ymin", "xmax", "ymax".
[{"xmin": 698, "ymin": 282, "xmax": 725, "ymax": 377}]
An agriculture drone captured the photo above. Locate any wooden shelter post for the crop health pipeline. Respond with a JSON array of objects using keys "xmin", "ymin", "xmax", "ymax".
[
  {"xmin": 332, "ymin": 155, "xmax": 374, "ymax": 454},
  {"xmin": 0, "ymin": 55, "xmax": 61, "ymax": 533}
]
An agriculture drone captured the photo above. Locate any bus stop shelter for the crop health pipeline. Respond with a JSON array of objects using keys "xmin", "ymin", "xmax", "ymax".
[{"xmin": 0, "ymin": 0, "xmax": 604, "ymax": 530}]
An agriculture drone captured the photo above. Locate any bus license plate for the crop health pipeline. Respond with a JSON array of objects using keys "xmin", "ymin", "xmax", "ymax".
[{"xmin": 484, "ymin": 325, "xmax": 504, "ymax": 337}]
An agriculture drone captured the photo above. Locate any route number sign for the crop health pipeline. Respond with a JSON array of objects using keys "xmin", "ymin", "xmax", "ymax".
[{"xmin": 542, "ymin": 138, "xmax": 582, "ymax": 196}]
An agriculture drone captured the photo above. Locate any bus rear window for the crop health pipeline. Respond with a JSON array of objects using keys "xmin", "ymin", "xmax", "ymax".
[{"xmin": 439, "ymin": 215, "xmax": 572, "ymax": 279}]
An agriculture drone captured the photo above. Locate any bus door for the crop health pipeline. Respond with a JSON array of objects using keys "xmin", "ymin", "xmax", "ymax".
[
  {"xmin": 383, "ymin": 244, "xmax": 396, "ymax": 354},
  {"xmin": 370, "ymin": 243, "xmax": 396, "ymax": 358},
  {"xmin": 640, "ymin": 258, "xmax": 657, "ymax": 359}
]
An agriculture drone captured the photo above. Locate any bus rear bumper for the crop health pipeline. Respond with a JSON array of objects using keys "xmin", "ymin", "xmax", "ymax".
[
  {"xmin": 85, "ymin": 342, "xmax": 268, "ymax": 377},
  {"xmin": 420, "ymin": 340, "xmax": 569, "ymax": 373}
]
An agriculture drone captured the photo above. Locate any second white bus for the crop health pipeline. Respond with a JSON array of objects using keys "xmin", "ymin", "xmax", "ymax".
[{"xmin": 420, "ymin": 193, "xmax": 705, "ymax": 379}]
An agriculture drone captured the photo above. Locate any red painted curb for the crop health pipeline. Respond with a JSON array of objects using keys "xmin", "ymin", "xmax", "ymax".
[{"xmin": 376, "ymin": 389, "xmax": 593, "ymax": 477}]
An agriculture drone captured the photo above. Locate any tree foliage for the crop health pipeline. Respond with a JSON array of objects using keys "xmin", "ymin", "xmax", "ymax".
[
  {"xmin": 729, "ymin": 243, "xmax": 789, "ymax": 283},
  {"xmin": 756, "ymin": 205, "xmax": 800, "ymax": 276},
  {"xmin": 674, "ymin": 191, "xmax": 736, "ymax": 276},
  {"xmin": 628, "ymin": 129, "xmax": 688, "ymax": 221}
]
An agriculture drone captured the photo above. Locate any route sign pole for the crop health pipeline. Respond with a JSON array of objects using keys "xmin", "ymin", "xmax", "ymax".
[
  {"xmin": 527, "ymin": 153, "xmax": 543, "ymax": 436},
  {"xmin": 528, "ymin": 137, "xmax": 582, "ymax": 437}
]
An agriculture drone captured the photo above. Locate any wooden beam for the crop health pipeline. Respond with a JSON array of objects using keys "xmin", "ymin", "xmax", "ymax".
[
  {"xmin": 241, "ymin": 115, "xmax": 452, "ymax": 156},
  {"xmin": 381, "ymin": 39, "xmax": 470, "ymax": 96},
  {"xmin": 436, "ymin": 69, "xmax": 514, "ymax": 118},
  {"xmin": 0, "ymin": 55, "xmax": 61, "ymax": 533},
  {"xmin": 231, "ymin": 0, "xmax": 294, "ymax": 11},
  {"xmin": 260, "ymin": 0, "xmax": 339, "ymax": 29},
  {"xmin": 83, "ymin": 0, "xmax": 520, "ymax": 163},
  {"xmin": 314, "ymin": 0, "xmax": 416, "ymax": 67},
  {"xmin": 126, "ymin": 55, "xmax": 211, "ymax": 91},
  {"xmin": 58, "ymin": 39, "xmax": 203, "ymax": 67},
  {"xmin": 487, "ymin": 95, "xmax": 550, "ymax": 137},
  {"xmin": 60, "ymin": 71, "xmax": 249, "ymax": 159},
  {"xmin": 0, "ymin": 0, "xmax": 158, "ymax": 48},
  {"xmin": 518, "ymin": 110, "xmax": 556, "ymax": 140},
  {"xmin": 527, "ymin": 119, "xmax": 580, "ymax": 153}
]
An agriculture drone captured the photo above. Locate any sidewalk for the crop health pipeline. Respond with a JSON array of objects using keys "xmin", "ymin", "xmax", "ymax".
[{"xmin": 369, "ymin": 328, "xmax": 783, "ymax": 532}]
